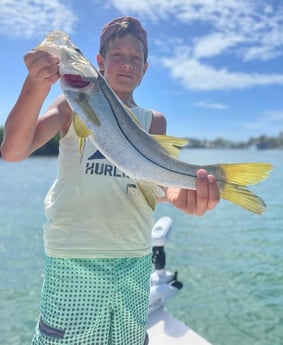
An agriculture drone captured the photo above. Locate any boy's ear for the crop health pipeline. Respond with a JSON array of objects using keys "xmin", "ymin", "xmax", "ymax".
[
  {"xmin": 96, "ymin": 54, "xmax": 105, "ymax": 72},
  {"xmin": 143, "ymin": 62, "xmax": 149, "ymax": 75}
]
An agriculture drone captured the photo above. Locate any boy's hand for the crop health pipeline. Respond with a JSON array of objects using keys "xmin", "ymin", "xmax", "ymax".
[
  {"xmin": 161, "ymin": 169, "xmax": 220, "ymax": 216},
  {"xmin": 24, "ymin": 50, "xmax": 60, "ymax": 91}
]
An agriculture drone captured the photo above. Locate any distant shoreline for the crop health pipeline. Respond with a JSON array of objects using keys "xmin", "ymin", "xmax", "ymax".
[{"xmin": 1, "ymin": 128, "xmax": 282, "ymax": 156}]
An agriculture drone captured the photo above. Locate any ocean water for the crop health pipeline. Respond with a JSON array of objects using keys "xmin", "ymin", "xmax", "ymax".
[{"xmin": 0, "ymin": 149, "xmax": 282, "ymax": 345}]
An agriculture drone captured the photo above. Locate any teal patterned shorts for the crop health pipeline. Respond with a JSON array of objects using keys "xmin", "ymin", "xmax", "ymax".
[{"xmin": 32, "ymin": 255, "xmax": 151, "ymax": 345}]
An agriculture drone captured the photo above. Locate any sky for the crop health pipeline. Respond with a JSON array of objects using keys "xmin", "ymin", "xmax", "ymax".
[{"xmin": 0, "ymin": 0, "xmax": 283, "ymax": 141}]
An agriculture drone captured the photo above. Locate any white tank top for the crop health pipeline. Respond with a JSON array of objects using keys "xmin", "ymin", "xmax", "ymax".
[{"xmin": 43, "ymin": 107, "xmax": 154, "ymax": 258}]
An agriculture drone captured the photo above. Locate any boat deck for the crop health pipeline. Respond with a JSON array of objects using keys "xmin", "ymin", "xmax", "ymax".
[{"xmin": 147, "ymin": 308, "xmax": 212, "ymax": 345}]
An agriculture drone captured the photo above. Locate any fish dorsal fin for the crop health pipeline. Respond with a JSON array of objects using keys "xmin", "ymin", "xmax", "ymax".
[
  {"xmin": 137, "ymin": 182, "xmax": 165, "ymax": 210},
  {"xmin": 152, "ymin": 135, "xmax": 188, "ymax": 158},
  {"xmin": 125, "ymin": 104, "xmax": 187, "ymax": 159}
]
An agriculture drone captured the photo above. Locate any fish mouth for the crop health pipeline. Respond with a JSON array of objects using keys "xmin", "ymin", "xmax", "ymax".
[{"xmin": 62, "ymin": 74, "xmax": 90, "ymax": 88}]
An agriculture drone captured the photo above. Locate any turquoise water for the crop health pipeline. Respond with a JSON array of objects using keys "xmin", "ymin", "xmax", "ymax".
[{"xmin": 0, "ymin": 149, "xmax": 282, "ymax": 345}]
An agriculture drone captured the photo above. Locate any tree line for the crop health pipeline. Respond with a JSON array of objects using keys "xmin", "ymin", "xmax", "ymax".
[
  {"xmin": 0, "ymin": 127, "xmax": 60, "ymax": 156},
  {"xmin": 0, "ymin": 127, "xmax": 283, "ymax": 156},
  {"xmin": 186, "ymin": 132, "xmax": 283, "ymax": 149}
]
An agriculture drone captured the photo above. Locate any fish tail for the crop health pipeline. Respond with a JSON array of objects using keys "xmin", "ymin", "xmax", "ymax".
[
  {"xmin": 215, "ymin": 162, "xmax": 273, "ymax": 214},
  {"xmin": 217, "ymin": 162, "xmax": 273, "ymax": 186},
  {"xmin": 220, "ymin": 184, "xmax": 266, "ymax": 214}
]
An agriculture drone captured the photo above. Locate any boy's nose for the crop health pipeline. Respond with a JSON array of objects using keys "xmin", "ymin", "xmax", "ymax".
[{"xmin": 122, "ymin": 59, "xmax": 133, "ymax": 71}]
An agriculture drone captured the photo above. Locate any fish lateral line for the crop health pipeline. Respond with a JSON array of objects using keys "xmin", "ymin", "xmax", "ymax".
[{"xmin": 98, "ymin": 81, "xmax": 200, "ymax": 177}]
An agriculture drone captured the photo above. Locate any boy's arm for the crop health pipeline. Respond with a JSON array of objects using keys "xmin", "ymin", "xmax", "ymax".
[
  {"xmin": 1, "ymin": 50, "xmax": 70, "ymax": 161},
  {"xmin": 150, "ymin": 110, "xmax": 220, "ymax": 215}
]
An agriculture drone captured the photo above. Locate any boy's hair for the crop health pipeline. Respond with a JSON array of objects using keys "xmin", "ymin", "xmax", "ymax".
[{"xmin": 99, "ymin": 16, "xmax": 148, "ymax": 62}]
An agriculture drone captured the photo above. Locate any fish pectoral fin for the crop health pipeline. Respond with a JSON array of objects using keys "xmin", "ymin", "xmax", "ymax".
[
  {"xmin": 73, "ymin": 113, "xmax": 91, "ymax": 138},
  {"xmin": 73, "ymin": 113, "xmax": 91, "ymax": 155},
  {"xmin": 220, "ymin": 184, "xmax": 267, "ymax": 214},
  {"xmin": 152, "ymin": 135, "xmax": 188, "ymax": 158},
  {"xmin": 75, "ymin": 92, "xmax": 101, "ymax": 127},
  {"xmin": 137, "ymin": 183, "xmax": 165, "ymax": 210}
]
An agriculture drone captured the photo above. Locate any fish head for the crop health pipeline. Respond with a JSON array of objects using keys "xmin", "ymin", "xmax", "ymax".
[{"xmin": 36, "ymin": 30, "xmax": 99, "ymax": 89}]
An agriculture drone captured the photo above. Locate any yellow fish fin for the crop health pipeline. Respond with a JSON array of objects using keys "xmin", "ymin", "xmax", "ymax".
[
  {"xmin": 72, "ymin": 113, "xmax": 91, "ymax": 155},
  {"xmin": 214, "ymin": 162, "xmax": 273, "ymax": 214},
  {"xmin": 75, "ymin": 93, "xmax": 101, "ymax": 127},
  {"xmin": 124, "ymin": 105, "xmax": 187, "ymax": 159},
  {"xmin": 125, "ymin": 104, "xmax": 188, "ymax": 158},
  {"xmin": 137, "ymin": 183, "xmax": 165, "ymax": 210},
  {"xmin": 217, "ymin": 162, "xmax": 273, "ymax": 186},
  {"xmin": 78, "ymin": 138, "xmax": 86, "ymax": 156},
  {"xmin": 220, "ymin": 185, "xmax": 267, "ymax": 214},
  {"xmin": 73, "ymin": 113, "xmax": 91, "ymax": 138},
  {"xmin": 152, "ymin": 135, "xmax": 188, "ymax": 158}
]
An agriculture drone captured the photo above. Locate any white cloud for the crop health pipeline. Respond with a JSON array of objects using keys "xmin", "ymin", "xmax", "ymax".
[
  {"xmin": 242, "ymin": 39, "xmax": 283, "ymax": 62},
  {"xmin": 100, "ymin": 0, "xmax": 283, "ymax": 91},
  {"xmin": 2, "ymin": 0, "xmax": 282, "ymax": 92},
  {"xmin": 261, "ymin": 110, "xmax": 283, "ymax": 123},
  {"xmin": 0, "ymin": 0, "xmax": 77, "ymax": 39},
  {"xmin": 242, "ymin": 110, "xmax": 283, "ymax": 134},
  {"xmin": 161, "ymin": 53, "xmax": 283, "ymax": 91},
  {"xmin": 193, "ymin": 33, "xmax": 243, "ymax": 59},
  {"xmin": 107, "ymin": 0, "xmax": 251, "ymax": 23},
  {"xmin": 108, "ymin": 0, "xmax": 283, "ymax": 62},
  {"xmin": 195, "ymin": 100, "xmax": 229, "ymax": 110}
]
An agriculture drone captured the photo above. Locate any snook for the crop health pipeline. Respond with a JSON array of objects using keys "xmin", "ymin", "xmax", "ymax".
[{"xmin": 36, "ymin": 31, "xmax": 273, "ymax": 214}]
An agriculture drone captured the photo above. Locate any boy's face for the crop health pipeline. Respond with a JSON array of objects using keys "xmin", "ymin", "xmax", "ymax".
[{"xmin": 97, "ymin": 34, "xmax": 148, "ymax": 96}]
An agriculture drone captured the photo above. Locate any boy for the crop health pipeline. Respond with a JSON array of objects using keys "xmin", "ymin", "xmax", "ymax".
[{"xmin": 1, "ymin": 17, "xmax": 219, "ymax": 345}]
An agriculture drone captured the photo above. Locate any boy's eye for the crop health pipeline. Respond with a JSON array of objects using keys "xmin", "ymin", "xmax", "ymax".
[{"xmin": 110, "ymin": 52, "xmax": 142, "ymax": 63}]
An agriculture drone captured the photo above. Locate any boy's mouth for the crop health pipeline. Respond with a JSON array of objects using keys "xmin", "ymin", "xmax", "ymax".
[
  {"xmin": 63, "ymin": 74, "xmax": 90, "ymax": 88},
  {"xmin": 117, "ymin": 73, "xmax": 132, "ymax": 79}
]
